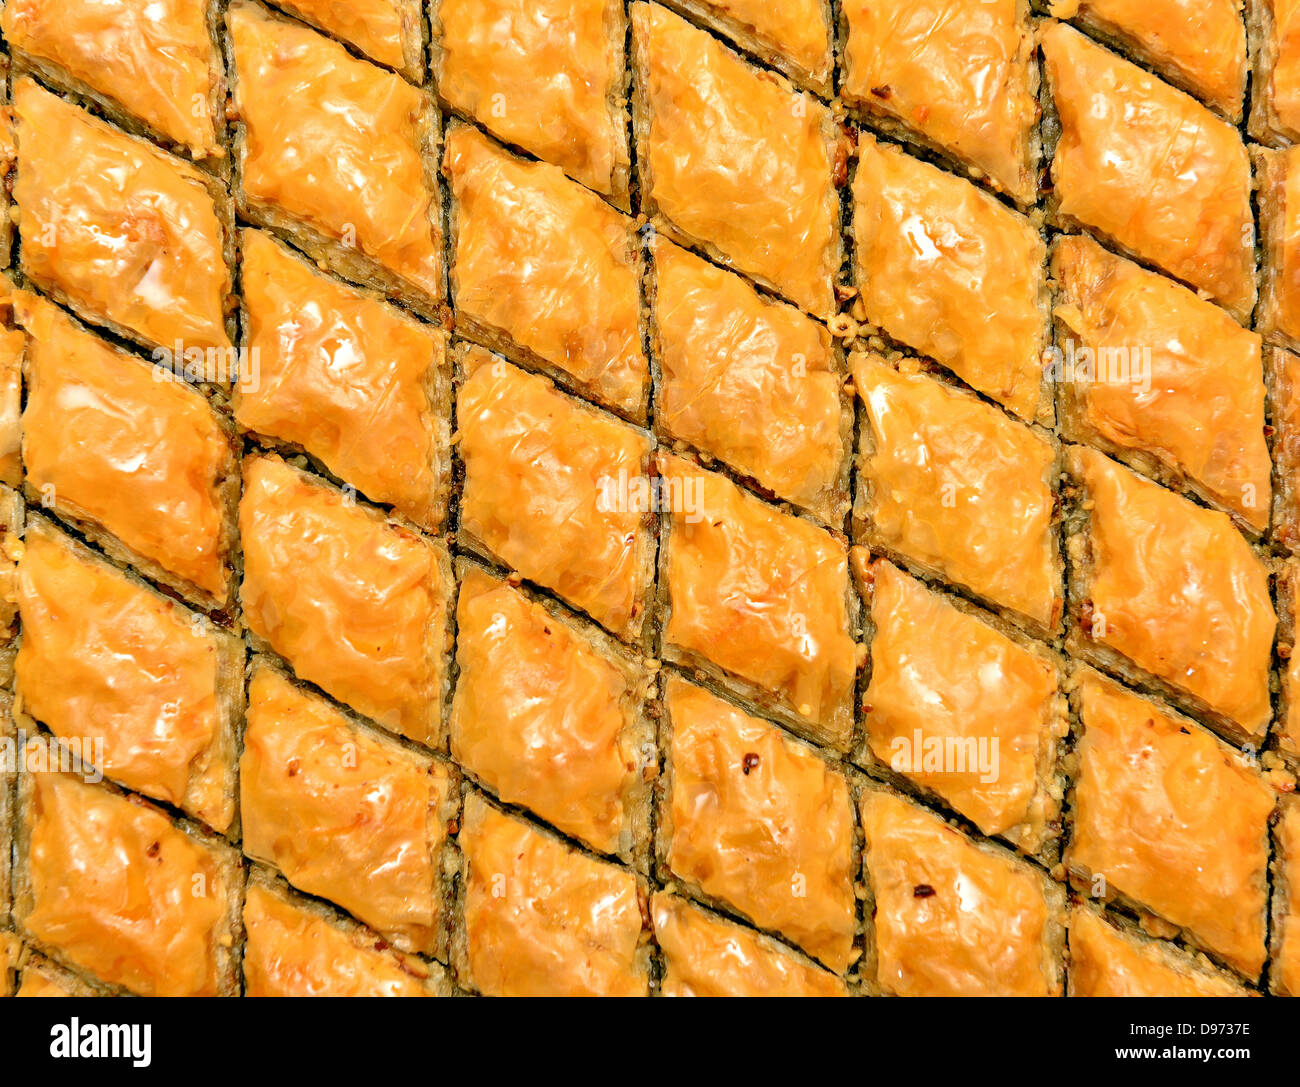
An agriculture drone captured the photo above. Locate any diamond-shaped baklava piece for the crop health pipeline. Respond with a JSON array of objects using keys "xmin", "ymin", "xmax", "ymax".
[
  {"xmin": 650, "ymin": 238, "xmax": 851, "ymax": 526},
  {"xmin": 1055, "ymin": 0, "xmax": 1247, "ymax": 120},
  {"xmin": 18, "ymin": 293, "xmax": 238, "ymax": 609},
  {"xmin": 15, "ymin": 772, "xmax": 240, "ymax": 996},
  {"xmin": 443, "ymin": 125, "xmax": 647, "ymax": 419},
  {"xmin": 1041, "ymin": 21, "xmax": 1255, "ymax": 322},
  {"xmin": 1066, "ymin": 669, "xmax": 1274, "ymax": 979},
  {"xmin": 630, "ymin": 1, "xmax": 842, "ymax": 319},
  {"xmin": 1250, "ymin": 0, "xmax": 1300, "ymax": 144},
  {"xmin": 450, "ymin": 563, "xmax": 653, "ymax": 862},
  {"xmin": 841, "ymin": 0, "xmax": 1039, "ymax": 204},
  {"xmin": 2, "ymin": 0, "xmax": 225, "ymax": 159},
  {"xmin": 12, "ymin": 78, "xmax": 232, "ymax": 353},
  {"xmin": 657, "ymin": 454, "xmax": 859, "ymax": 750},
  {"xmin": 857, "ymin": 554, "xmax": 1065, "ymax": 857},
  {"xmin": 227, "ymin": 1, "xmax": 443, "ymax": 317},
  {"xmin": 1065, "ymin": 446, "xmax": 1276, "ymax": 742},
  {"xmin": 657, "ymin": 0, "xmax": 833, "ymax": 95},
  {"xmin": 241, "ymin": 662, "xmax": 459, "ymax": 959},
  {"xmin": 457, "ymin": 348, "xmax": 655, "ymax": 642},
  {"xmin": 243, "ymin": 869, "xmax": 451, "ymax": 997},
  {"xmin": 14, "ymin": 518, "xmax": 242, "ymax": 834},
  {"xmin": 659, "ymin": 676, "xmax": 859, "ymax": 973},
  {"xmin": 434, "ymin": 0, "xmax": 631, "ymax": 202},
  {"xmin": 651, "ymin": 892, "xmax": 848, "ymax": 997},
  {"xmin": 852, "ymin": 353, "xmax": 1061, "ymax": 635},
  {"xmin": 1052, "ymin": 233, "xmax": 1271, "ymax": 534},
  {"xmin": 272, "ymin": 0, "xmax": 424, "ymax": 79},
  {"xmin": 236, "ymin": 229, "xmax": 452, "ymax": 532},
  {"xmin": 1067, "ymin": 904, "xmax": 1249, "ymax": 997},
  {"xmin": 239, "ymin": 454, "xmax": 454, "ymax": 746},
  {"xmin": 852, "ymin": 136, "xmax": 1049, "ymax": 422},
  {"xmin": 859, "ymin": 787, "xmax": 1066, "ymax": 996},
  {"xmin": 455, "ymin": 792, "xmax": 651, "ymax": 997}
]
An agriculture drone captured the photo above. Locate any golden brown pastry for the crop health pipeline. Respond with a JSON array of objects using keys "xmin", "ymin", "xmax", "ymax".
[
  {"xmin": 1067, "ymin": 670, "xmax": 1274, "ymax": 979},
  {"xmin": 1053, "ymin": 233, "xmax": 1271, "ymax": 533},
  {"xmin": 2, "ymin": 0, "xmax": 223, "ymax": 156},
  {"xmin": 1042, "ymin": 20, "xmax": 1255, "ymax": 322},
  {"xmin": 13, "ymin": 77, "xmax": 231, "ymax": 352},
  {"xmin": 661, "ymin": 677, "xmax": 858, "ymax": 973},
  {"xmin": 457, "ymin": 350, "xmax": 654, "ymax": 642},
  {"xmin": 651, "ymin": 238, "xmax": 849, "ymax": 526},
  {"xmin": 860, "ymin": 557, "xmax": 1064, "ymax": 856},
  {"xmin": 15, "ymin": 520, "xmax": 238, "ymax": 833},
  {"xmin": 435, "ymin": 0, "xmax": 630, "ymax": 200},
  {"xmin": 652, "ymin": 892, "xmax": 848, "ymax": 997},
  {"xmin": 658, "ymin": 454, "xmax": 859, "ymax": 750},
  {"xmin": 853, "ymin": 354, "xmax": 1061, "ymax": 633},
  {"xmin": 841, "ymin": 0, "xmax": 1039, "ymax": 204},
  {"xmin": 242, "ymin": 875, "xmax": 447, "ymax": 998},
  {"xmin": 236, "ymin": 229, "xmax": 450, "ymax": 531},
  {"xmin": 1050, "ymin": 0, "xmax": 1246, "ymax": 120},
  {"xmin": 450, "ymin": 565, "xmax": 650, "ymax": 859},
  {"xmin": 860, "ymin": 788, "xmax": 1064, "ymax": 997},
  {"xmin": 631, "ymin": 1, "xmax": 841, "ymax": 319},
  {"xmin": 18, "ymin": 292, "xmax": 236, "ymax": 605},
  {"xmin": 228, "ymin": 1, "xmax": 442, "ymax": 313},
  {"xmin": 457, "ymin": 792, "xmax": 650, "ymax": 997},
  {"xmin": 1067, "ymin": 905, "xmax": 1248, "ymax": 997},
  {"xmin": 1067, "ymin": 446, "xmax": 1275, "ymax": 740},
  {"xmin": 241, "ymin": 664, "xmax": 457, "ymax": 957},
  {"xmin": 239, "ymin": 454, "xmax": 452, "ymax": 746},
  {"xmin": 443, "ymin": 124, "xmax": 647, "ymax": 418},
  {"xmin": 852, "ymin": 135, "xmax": 1048, "ymax": 422},
  {"xmin": 275, "ymin": 0, "xmax": 420, "ymax": 77},
  {"xmin": 1273, "ymin": 797, "xmax": 1300, "ymax": 996},
  {"xmin": 19, "ymin": 773, "xmax": 237, "ymax": 997}
]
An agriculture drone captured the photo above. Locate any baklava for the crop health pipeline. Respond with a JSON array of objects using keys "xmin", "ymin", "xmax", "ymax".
[
  {"xmin": 652, "ymin": 892, "xmax": 848, "ymax": 997},
  {"xmin": 443, "ymin": 124, "xmax": 647, "ymax": 420},
  {"xmin": 239, "ymin": 454, "xmax": 454, "ymax": 747},
  {"xmin": 855, "ymin": 553, "xmax": 1067, "ymax": 858},
  {"xmin": 851, "ymin": 135, "xmax": 1050, "ymax": 423},
  {"xmin": 657, "ymin": 453, "xmax": 860, "ymax": 751},
  {"xmin": 12, "ymin": 77, "xmax": 234, "ymax": 353},
  {"xmin": 1065, "ymin": 445, "xmax": 1276, "ymax": 742},
  {"xmin": 1052, "ymin": 233, "xmax": 1271, "ymax": 534},
  {"xmin": 456, "ymin": 347, "xmax": 655, "ymax": 643},
  {"xmin": 1272, "ymin": 796, "xmax": 1300, "ymax": 996},
  {"xmin": 242, "ymin": 868, "xmax": 452, "ymax": 997},
  {"xmin": 649, "ymin": 237, "xmax": 852, "ymax": 527},
  {"xmin": 227, "ymin": 0, "xmax": 443, "ymax": 318},
  {"xmin": 454, "ymin": 791, "xmax": 652, "ymax": 997},
  {"xmin": 1066, "ymin": 904, "xmax": 1250, "ymax": 997},
  {"xmin": 1065, "ymin": 668, "xmax": 1274, "ymax": 979},
  {"xmin": 2, "ymin": 0, "xmax": 226, "ymax": 160},
  {"xmin": 240, "ymin": 661, "xmax": 459, "ymax": 959},
  {"xmin": 14, "ymin": 517, "xmax": 242, "ymax": 833},
  {"xmin": 449, "ymin": 562, "xmax": 654, "ymax": 863},
  {"xmin": 236, "ymin": 228, "xmax": 453, "ymax": 532},
  {"xmin": 630, "ymin": 1, "xmax": 843, "ymax": 319},
  {"xmin": 270, "ymin": 0, "xmax": 424, "ymax": 80},
  {"xmin": 852, "ymin": 352, "xmax": 1062, "ymax": 636},
  {"xmin": 1053, "ymin": 0, "xmax": 1247, "ymax": 121},
  {"xmin": 658, "ymin": 675, "xmax": 859, "ymax": 973},
  {"xmin": 859, "ymin": 786, "xmax": 1066, "ymax": 997},
  {"xmin": 14, "ymin": 771, "xmax": 241, "ymax": 997},
  {"xmin": 18, "ymin": 291, "xmax": 239, "ymax": 610},
  {"xmin": 1041, "ymin": 20, "xmax": 1255, "ymax": 323},
  {"xmin": 433, "ymin": 0, "xmax": 631, "ymax": 203},
  {"xmin": 841, "ymin": 0, "xmax": 1040, "ymax": 205}
]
